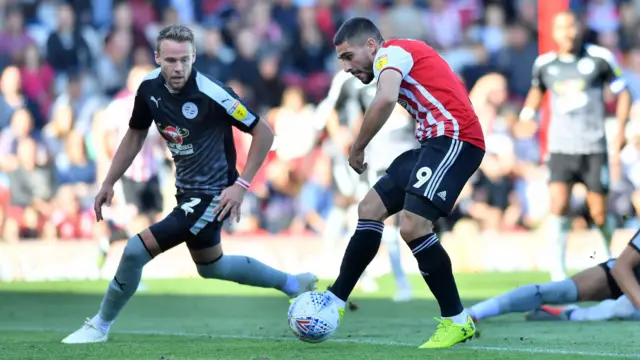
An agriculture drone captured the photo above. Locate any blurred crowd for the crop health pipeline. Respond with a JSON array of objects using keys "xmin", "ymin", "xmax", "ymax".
[{"xmin": 4, "ymin": 0, "xmax": 640, "ymax": 242}]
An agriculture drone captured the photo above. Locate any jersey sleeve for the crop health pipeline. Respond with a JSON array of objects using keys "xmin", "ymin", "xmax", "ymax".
[
  {"xmin": 531, "ymin": 55, "xmax": 548, "ymax": 92},
  {"xmin": 373, "ymin": 45, "xmax": 414, "ymax": 80},
  {"xmin": 220, "ymin": 86, "xmax": 260, "ymax": 133},
  {"xmin": 128, "ymin": 87, "xmax": 153, "ymax": 130},
  {"xmin": 596, "ymin": 48, "xmax": 627, "ymax": 94},
  {"xmin": 198, "ymin": 74, "xmax": 260, "ymax": 133}
]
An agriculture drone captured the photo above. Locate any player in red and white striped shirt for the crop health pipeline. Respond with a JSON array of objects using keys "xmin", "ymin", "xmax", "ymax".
[
  {"xmin": 97, "ymin": 67, "xmax": 166, "ymax": 273},
  {"xmin": 323, "ymin": 17, "xmax": 485, "ymax": 348}
]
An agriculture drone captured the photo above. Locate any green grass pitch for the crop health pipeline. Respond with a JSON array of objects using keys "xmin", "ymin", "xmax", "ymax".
[{"xmin": 0, "ymin": 272, "xmax": 638, "ymax": 359}]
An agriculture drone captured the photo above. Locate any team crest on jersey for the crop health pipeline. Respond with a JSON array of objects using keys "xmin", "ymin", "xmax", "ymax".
[
  {"xmin": 375, "ymin": 54, "xmax": 388, "ymax": 71},
  {"xmin": 577, "ymin": 58, "xmax": 595, "ymax": 75},
  {"xmin": 182, "ymin": 102, "xmax": 198, "ymax": 119},
  {"xmin": 227, "ymin": 100, "xmax": 248, "ymax": 121},
  {"xmin": 157, "ymin": 124, "xmax": 190, "ymax": 144}
]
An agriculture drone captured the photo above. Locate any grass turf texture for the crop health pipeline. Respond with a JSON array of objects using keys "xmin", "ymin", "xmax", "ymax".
[{"xmin": 1, "ymin": 272, "xmax": 639, "ymax": 359}]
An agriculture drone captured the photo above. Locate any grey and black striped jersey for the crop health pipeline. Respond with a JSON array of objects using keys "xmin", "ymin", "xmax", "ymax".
[
  {"xmin": 532, "ymin": 44, "xmax": 626, "ymax": 155},
  {"xmin": 129, "ymin": 68, "xmax": 259, "ymax": 195}
]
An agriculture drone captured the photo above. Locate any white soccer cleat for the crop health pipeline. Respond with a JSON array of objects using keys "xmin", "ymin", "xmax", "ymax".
[
  {"xmin": 359, "ymin": 276, "xmax": 379, "ymax": 293},
  {"xmin": 61, "ymin": 318, "xmax": 108, "ymax": 344},
  {"xmin": 393, "ymin": 288, "xmax": 412, "ymax": 302},
  {"xmin": 291, "ymin": 273, "xmax": 319, "ymax": 297}
]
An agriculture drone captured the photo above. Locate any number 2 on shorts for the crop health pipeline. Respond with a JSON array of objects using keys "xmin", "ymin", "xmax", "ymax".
[
  {"xmin": 413, "ymin": 166, "xmax": 432, "ymax": 189},
  {"xmin": 180, "ymin": 197, "xmax": 201, "ymax": 216}
]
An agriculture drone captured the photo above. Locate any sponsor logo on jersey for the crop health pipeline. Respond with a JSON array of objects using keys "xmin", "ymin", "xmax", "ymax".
[
  {"xmin": 157, "ymin": 124, "xmax": 190, "ymax": 145},
  {"xmin": 375, "ymin": 54, "xmax": 388, "ymax": 71},
  {"xmin": 552, "ymin": 79, "xmax": 586, "ymax": 95},
  {"xmin": 227, "ymin": 100, "xmax": 248, "ymax": 121}
]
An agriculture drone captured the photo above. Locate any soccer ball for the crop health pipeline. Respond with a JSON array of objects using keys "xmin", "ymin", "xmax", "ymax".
[{"xmin": 288, "ymin": 291, "xmax": 340, "ymax": 343}]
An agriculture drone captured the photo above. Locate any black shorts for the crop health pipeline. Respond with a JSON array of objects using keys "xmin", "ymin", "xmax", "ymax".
[
  {"xmin": 373, "ymin": 136, "xmax": 485, "ymax": 221},
  {"xmin": 122, "ymin": 176, "xmax": 163, "ymax": 214},
  {"xmin": 548, "ymin": 153, "xmax": 609, "ymax": 194},
  {"xmin": 598, "ymin": 258, "xmax": 640, "ymax": 299},
  {"xmin": 148, "ymin": 192, "xmax": 226, "ymax": 252}
]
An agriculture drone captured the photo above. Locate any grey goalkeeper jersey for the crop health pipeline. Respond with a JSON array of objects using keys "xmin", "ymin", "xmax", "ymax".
[
  {"xmin": 532, "ymin": 44, "xmax": 627, "ymax": 154},
  {"xmin": 129, "ymin": 68, "xmax": 259, "ymax": 195}
]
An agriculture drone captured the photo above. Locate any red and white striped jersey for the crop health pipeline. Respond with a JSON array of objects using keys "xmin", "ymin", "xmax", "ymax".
[
  {"xmin": 373, "ymin": 39, "xmax": 485, "ymax": 151},
  {"xmin": 105, "ymin": 95, "xmax": 162, "ymax": 182}
]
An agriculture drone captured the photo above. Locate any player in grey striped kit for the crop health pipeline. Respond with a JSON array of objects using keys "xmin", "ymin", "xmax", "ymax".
[{"xmin": 520, "ymin": 11, "xmax": 631, "ymax": 280}]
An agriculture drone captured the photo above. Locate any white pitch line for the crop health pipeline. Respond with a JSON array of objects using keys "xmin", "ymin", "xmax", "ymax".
[{"xmin": 2, "ymin": 326, "xmax": 638, "ymax": 358}]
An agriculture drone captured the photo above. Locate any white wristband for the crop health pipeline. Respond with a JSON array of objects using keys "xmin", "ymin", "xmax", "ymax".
[
  {"xmin": 519, "ymin": 107, "xmax": 535, "ymax": 122},
  {"xmin": 235, "ymin": 177, "xmax": 250, "ymax": 190}
]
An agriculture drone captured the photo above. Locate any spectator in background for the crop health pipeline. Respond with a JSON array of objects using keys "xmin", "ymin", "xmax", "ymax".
[
  {"xmin": 296, "ymin": 153, "xmax": 334, "ymax": 234},
  {"xmin": 194, "ymin": 27, "xmax": 235, "ymax": 83},
  {"xmin": 4, "ymin": 137, "xmax": 53, "ymax": 241},
  {"xmin": 42, "ymin": 104, "xmax": 73, "ymax": 156},
  {"xmin": 108, "ymin": 2, "xmax": 151, "ymax": 51},
  {"xmin": 0, "ymin": 5, "xmax": 35, "ymax": 65},
  {"xmin": 380, "ymin": 0, "xmax": 425, "ymax": 40},
  {"xmin": 129, "ymin": 0, "xmax": 158, "ymax": 31},
  {"xmin": 0, "ymin": 107, "xmax": 43, "ymax": 158},
  {"xmin": 586, "ymin": 0, "xmax": 620, "ymax": 35},
  {"xmin": 290, "ymin": 7, "xmax": 333, "ymax": 76},
  {"xmin": 472, "ymin": 4, "xmax": 506, "ymax": 55},
  {"xmin": 50, "ymin": 71, "xmax": 106, "ymax": 136},
  {"xmin": 48, "ymin": 185, "xmax": 94, "ymax": 241},
  {"xmin": 344, "ymin": 0, "xmax": 379, "ymax": 25},
  {"xmin": 96, "ymin": 29, "xmax": 133, "ymax": 96},
  {"xmin": 46, "ymin": 3, "xmax": 93, "ymax": 77},
  {"xmin": 19, "ymin": 44, "xmax": 55, "ymax": 121},
  {"xmin": 272, "ymin": 0, "xmax": 299, "ymax": 36},
  {"xmin": 260, "ymin": 159, "xmax": 301, "ymax": 234},
  {"xmin": 247, "ymin": 1, "xmax": 285, "ymax": 53},
  {"xmin": 268, "ymin": 87, "xmax": 318, "ymax": 163},
  {"xmin": 624, "ymin": 47, "xmax": 640, "ymax": 101},
  {"xmin": 54, "ymin": 129, "xmax": 96, "ymax": 188},
  {"xmin": 0, "ymin": 66, "xmax": 42, "ymax": 130},
  {"xmin": 492, "ymin": 21, "xmax": 538, "ymax": 99},
  {"xmin": 255, "ymin": 52, "xmax": 286, "ymax": 112},
  {"xmin": 469, "ymin": 72, "xmax": 509, "ymax": 134},
  {"xmin": 231, "ymin": 28, "xmax": 261, "ymax": 89},
  {"xmin": 423, "ymin": 0, "xmax": 464, "ymax": 50}
]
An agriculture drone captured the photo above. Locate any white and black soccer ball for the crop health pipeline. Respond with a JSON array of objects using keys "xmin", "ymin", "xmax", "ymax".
[{"xmin": 288, "ymin": 291, "xmax": 340, "ymax": 343}]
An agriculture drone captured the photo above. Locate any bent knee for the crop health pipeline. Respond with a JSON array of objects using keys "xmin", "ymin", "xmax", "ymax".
[
  {"xmin": 196, "ymin": 253, "xmax": 227, "ymax": 279},
  {"xmin": 399, "ymin": 210, "xmax": 433, "ymax": 242},
  {"xmin": 538, "ymin": 279, "xmax": 578, "ymax": 303},
  {"xmin": 357, "ymin": 191, "xmax": 388, "ymax": 222},
  {"xmin": 121, "ymin": 235, "xmax": 153, "ymax": 265}
]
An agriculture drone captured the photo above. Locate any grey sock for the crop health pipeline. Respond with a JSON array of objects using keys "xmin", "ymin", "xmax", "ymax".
[
  {"xmin": 98, "ymin": 235, "xmax": 152, "ymax": 322},
  {"xmin": 196, "ymin": 255, "xmax": 289, "ymax": 294},
  {"xmin": 470, "ymin": 279, "xmax": 578, "ymax": 320}
]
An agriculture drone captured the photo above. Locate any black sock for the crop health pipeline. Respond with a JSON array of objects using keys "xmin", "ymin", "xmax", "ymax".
[
  {"xmin": 409, "ymin": 233, "xmax": 463, "ymax": 317},
  {"xmin": 328, "ymin": 219, "xmax": 384, "ymax": 302}
]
